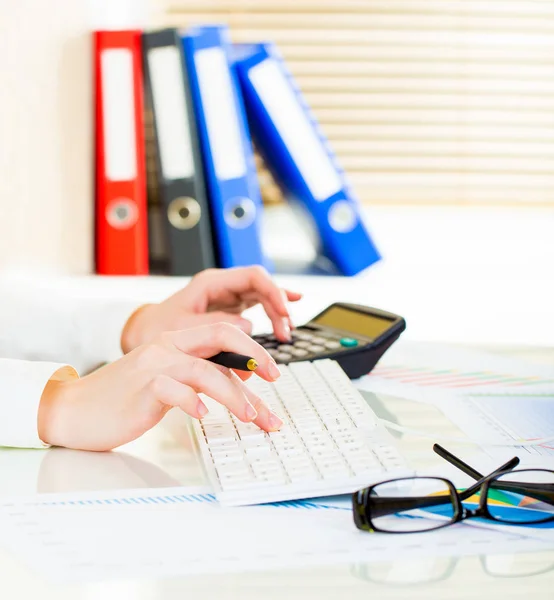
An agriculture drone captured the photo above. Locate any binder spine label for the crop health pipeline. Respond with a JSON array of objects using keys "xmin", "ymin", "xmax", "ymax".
[
  {"xmin": 248, "ymin": 59, "xmax": 342, "ymax": 202},
  {"xmin": 101, "ymin": 49, "xmax": 137, "ymax": 181},
  {"xmin": 195, "ymin": 47, "xmax": 247, "ymax": 181},
  {"xmin": 147, "ymin": 46, "xmax": 194, "ymax": 180}
]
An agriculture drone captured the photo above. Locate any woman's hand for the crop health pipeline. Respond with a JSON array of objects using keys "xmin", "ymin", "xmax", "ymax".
[
  {"xmin": 38, "ymin": 323, "xmax": 283, "ymax": 452},
  {"xmin": 121, "ymin": 266, "xmax": 302, "ymax": 353}
]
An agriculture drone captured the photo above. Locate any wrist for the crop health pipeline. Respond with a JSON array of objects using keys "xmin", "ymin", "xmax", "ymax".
[
  {"xmin": 38, "ymin": 378, "xmax": 75, "ymax": 447},
  {"xmin": 121, "ymin": 304, "xmax": 153, "ymax": 354}
]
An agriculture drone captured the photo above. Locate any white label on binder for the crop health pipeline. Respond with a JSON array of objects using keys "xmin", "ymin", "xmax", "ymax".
[
  {"xmin": 249, "ymin": 59, "xmax": 342, "ymax": 201},
  {"xmin": 101, "ymin": 49, "xmax": 137, "ymax": 181},
  {"xmin": 147, "ymin": 46, "xmax": 194, "ymax": 180},
  {"xmin": 195, "ymin": 48, "xmax": 246, "ymax": 181}
]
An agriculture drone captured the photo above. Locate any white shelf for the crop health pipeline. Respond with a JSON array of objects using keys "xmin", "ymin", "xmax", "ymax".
[{"xmin": 8, "ymin": 204, "xmax": 554, "ymax": 348}]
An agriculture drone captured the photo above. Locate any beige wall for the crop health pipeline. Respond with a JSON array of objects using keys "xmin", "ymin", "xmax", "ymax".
[
  {"xmin": 0, "ymin": 1, "xmax": 93, "ymax": 274},
  {"xmin": 0, "ymin": 0, "xmax": 161, "ymax": 274}
]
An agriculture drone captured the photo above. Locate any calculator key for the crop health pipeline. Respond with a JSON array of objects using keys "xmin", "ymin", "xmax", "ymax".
[
  {"xmin": 290, "ymin": 348, "xmax": 309, "ymax": 358},
  {"xmin": 278, "ymin": 344, "xmax": 293, "ymax": 351},
  {"xmin": 308, "ymin": 345, "xmax": 325, "ymax": 353},
  {"xmin": 275, "ymin": 352, "xmax": 292, "ymax": 361},
  {"xmin": 311, "ymin": 337, "xmax": 327, "ymax": 345},
  {"xmin": 263, "ymin": 342, "xmax": 278, "ymax": 349},
  {"xmin": 316, "ymin": 330, "xmax": 338, "ymax": 339},
  {"xmin": 294, "ymin": 340, "xmax": 311, "ymax": 349},
  {"xmin": 293, "ymin": 331, "xmax": 313, "ymax": 341},
  {"xmin": 267, "ymin": 349, "xmax": 280, "ymax": 359},
  {"xmin": 340, "ymin": 338, "xmax": 359, "ymax": 348},
  {"xmin": 324, "ymin": 341, "xmax": 341, "ymax": 350}
]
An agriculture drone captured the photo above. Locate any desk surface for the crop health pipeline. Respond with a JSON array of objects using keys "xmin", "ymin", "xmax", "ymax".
[{"xmin": 1, "ymin": 343, "xmax": 553, "ymax": 599}]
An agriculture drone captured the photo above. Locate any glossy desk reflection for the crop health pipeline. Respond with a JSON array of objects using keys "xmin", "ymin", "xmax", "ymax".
[{"xmin": 4, "ymin": 411, "xmax": 203, "ymax": 496}]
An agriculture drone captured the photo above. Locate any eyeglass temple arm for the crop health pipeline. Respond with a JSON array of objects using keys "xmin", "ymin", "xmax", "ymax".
[
  {"xmin": 433, "ymin": 444, "xmax": 520, "ymax": 482},
  {"xmin": 433, "ymin": 444, "xmax": 484, "ymax": 480},
  {"xmin": 458, "ymin": 458, "xmax": 525, "ymax": 501}
]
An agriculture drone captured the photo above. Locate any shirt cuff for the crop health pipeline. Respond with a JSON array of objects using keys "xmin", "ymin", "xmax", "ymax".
[
  {"xmin": 0, "ymin": 359, "xmax": 78, "ymax": 449},
  {"xmin": 94, "ymin": 301, "xmax": 141, "ymax": 364},
  {"xmin": 72, "ymin": 300, "xmax": 143, "ymax": 373}
]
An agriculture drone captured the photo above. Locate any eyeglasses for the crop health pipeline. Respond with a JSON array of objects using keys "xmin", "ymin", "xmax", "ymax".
[{"xmin": 352, "ymin": 444, "xmax": 554, "ymax": 534}]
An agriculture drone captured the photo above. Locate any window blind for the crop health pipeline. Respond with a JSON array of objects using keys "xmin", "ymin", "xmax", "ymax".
[{"xmin": 162, "ymin": 0, "xmax": 554, "ymax": 205}]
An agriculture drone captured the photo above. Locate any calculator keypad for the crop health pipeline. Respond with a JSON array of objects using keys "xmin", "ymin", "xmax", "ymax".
[{"xmin": 253, "ymin": 328, "xmax": 365, "ymax": 363}]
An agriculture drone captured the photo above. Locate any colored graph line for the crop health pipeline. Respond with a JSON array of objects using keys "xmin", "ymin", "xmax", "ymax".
[
  {"xmin": 35, "ymin": 493, "xmax": 218, "ymax": 507},
  {"xmin": 17, "ymin": 494, "xmax": 348, "ymax": 512},
  {"xmin": 371, "ymin": 365, "xmax": 554, "ymax": 389}
]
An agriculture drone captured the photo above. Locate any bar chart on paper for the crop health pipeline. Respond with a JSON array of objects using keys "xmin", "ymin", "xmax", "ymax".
[
  {"xmin": 358, "ymin": 342, "xmax": 554, "ymax": 402},
  {"xmin": 441, "ymin": 392, "xmax": 554, "ymax": 460},
  {"xmin": 370, "ymin": 364, "xmax": 554, "ymax": 390}
]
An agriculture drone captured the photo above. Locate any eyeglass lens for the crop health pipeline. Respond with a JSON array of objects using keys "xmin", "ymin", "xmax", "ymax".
[
  {"xmin": 487, "ymin": 470, "xmax": 554, "ymax": 524},
  {"xmin": 367, "ymin": 477, "xmax": 456, "ymax": 533}
]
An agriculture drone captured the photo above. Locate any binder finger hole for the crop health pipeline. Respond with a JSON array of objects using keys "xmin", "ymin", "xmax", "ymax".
[
  {"xmin": 224, "ymin": 197, "xmax": 256, "ymax": 229},
  {"xmin": 327, "ymin": 201, "xmax": 357, "ymax": 234},
  {"xmin": 168, "ymin": 197, "xmax": 202, "ymax": 230},
  {"xmin": 106, "ymin": 198, "xmax": 139, "ymax": 230}
]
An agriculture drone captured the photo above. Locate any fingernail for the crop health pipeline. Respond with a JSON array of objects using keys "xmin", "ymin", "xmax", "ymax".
[
  {"xmin": 268, "ymin": 360, "xmax": 281, "ymax": 381},
  {"xmin": 245, "ymin": 403, "xmax": 258, "ymax": 421},
  {"xmin": 197, "ymin": 402, "xmax": 209, "ymax": 418},
  {"xmin": 282, "ymin": 319, "xmax": 291, "ymax": 340},
  {"xmin": 268, "ymin": 412, "xmax": 283, "ymax": 431}
]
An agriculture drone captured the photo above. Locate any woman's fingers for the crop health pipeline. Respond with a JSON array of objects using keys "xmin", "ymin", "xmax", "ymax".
[
  {"xmin": 143, "ymin": 341, "xmax": 283, "ymax": 430},
  {"xmin": 284, "ymin": 289, "xmax": 303, "ymax": 302},
  {"xmin": 165, "ymin": 322, "xmax": 281, "ymax": 383},
  {"xmin": 190, "ymin": 311, "xmax": 253, "ymax": 335},
  {"xmin": 232, "ymin": 369, "xmax": 254, "ymax": 382},
  {"xmin": 191, "ymin": 267, "xmax": 302, "ymax": 342},
  {"xmin": 237, "ymin": 376, "xmax": 283, "ymax": 432},
  {"xmin": 158, "ymin": 350, "xmax": 257, "ymax": 423},
  {"xmin": 148, "ymin": 374, "xmax": 208, "ymax": 419},
  {"xmin": 239, "ymin": 291, "xmax": 291, "ymax": 341},
  {"xmin": 205, "ymin": 267, "xmax": 296, "ymax": 332},
  {"xmin": 219, "ymin": 368, "xmax": 282, "ymax": 432}
]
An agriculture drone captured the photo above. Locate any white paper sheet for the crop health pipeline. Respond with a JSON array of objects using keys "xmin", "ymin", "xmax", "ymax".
[
  {"xmin": 356, "ymin": 341, "xmax": 554, "ymax": 466},
  {"xmin": 0, "ymin": 486, "xmax": 551, "ymax": 583}
]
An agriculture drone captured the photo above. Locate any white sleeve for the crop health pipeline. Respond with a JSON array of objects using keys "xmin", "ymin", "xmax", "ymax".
[
  {"xmin": 0, "ymin": 360, "xmax": 78, "ymax": 448},
  {"xmin": 0, "ymin": 274, "xmax": 141, "ymax": 375},
  {"xmin": 0, "ymin": 275, "xmax": 142, "ymax": 449}
]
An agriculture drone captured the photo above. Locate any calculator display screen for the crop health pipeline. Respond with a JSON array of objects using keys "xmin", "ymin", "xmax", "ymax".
[{"xmin": 313, "ymin": 306, "xmax": 394, "ymax": 340}]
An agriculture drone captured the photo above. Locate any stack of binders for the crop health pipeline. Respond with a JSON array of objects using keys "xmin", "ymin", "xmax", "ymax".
[{"xmin": 93, "ymin": 24, "xmax": 381, "ymax": 277}]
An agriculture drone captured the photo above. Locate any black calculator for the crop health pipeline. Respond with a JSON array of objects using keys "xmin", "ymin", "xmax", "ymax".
[{"xmin": 252, "ymin": 303, "xmax": 406, "ymax": 380}]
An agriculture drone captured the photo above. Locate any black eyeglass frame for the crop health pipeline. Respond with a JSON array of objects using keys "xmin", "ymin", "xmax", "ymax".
[{"xmin": 352, "ymin": 445, "xmax": 554, "ymax": 534}]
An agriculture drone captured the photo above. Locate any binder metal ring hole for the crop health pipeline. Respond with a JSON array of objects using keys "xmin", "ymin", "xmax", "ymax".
[
  {"xmin": 168, "ymin": 197, "xmax": 201, "ymax": 230},
  {"xmin": 328, "ymin": 201, "xmax": 357, "ymax": 234},
  {"xmin": 233, "ymin": 206, "xmax": 245, "ymax": 219},
  {"xmin": 224, "ymin": 197, "xmax": 256, "ymax": 229},
  {"xmin": 106, "ymin": 198, "xmax": 138, "ymax": 230}
]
